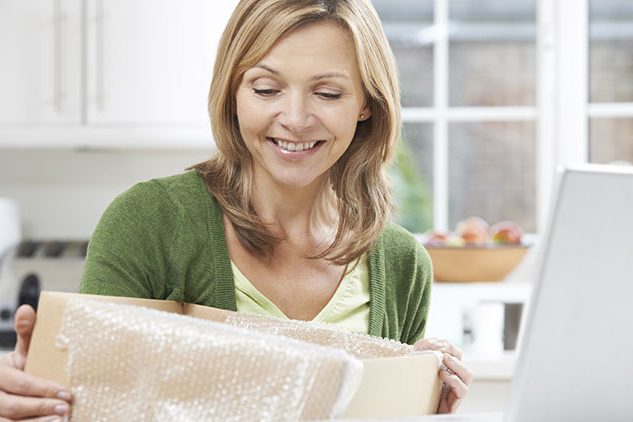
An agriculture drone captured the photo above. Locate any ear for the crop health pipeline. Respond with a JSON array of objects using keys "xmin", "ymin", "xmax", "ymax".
[{"xmin": 358, "ymin": 104, "xmax": 372, "ymax": 121}]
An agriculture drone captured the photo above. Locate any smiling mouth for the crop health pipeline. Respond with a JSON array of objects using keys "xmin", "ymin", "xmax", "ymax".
[{"xmin": 268, "ymin": 137, "xmax": 324, "ymax": 152}]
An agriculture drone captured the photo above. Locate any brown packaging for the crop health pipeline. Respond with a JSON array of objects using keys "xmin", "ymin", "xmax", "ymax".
[{"xmin": 25, "ymin": 291, "xmax": 442, "ymax": 419}]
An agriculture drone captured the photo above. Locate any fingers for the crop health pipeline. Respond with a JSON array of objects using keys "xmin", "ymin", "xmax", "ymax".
[
  {"xmin": 1, "ymin": 416, "xmax": 66, "ymax": 422},
  {"xmin": 438, "ymin": 369, "xmax": 467, "ymax": 413},
  {"xmin": 13, "ymin": 305, "xmax": 37, "ymax": 370},
  {"xmin": 414, "ymin": 337, "xmax": 463, "ymax": 360},
  {"xmin": 437, "ymin": 353, "xmax": 474, "ymax": 413},
  {"xmin": 0, "ymin": 391, "xmax": 70, "ymax": 420},
  {"xmin": 0, "ymin": 347, "xmax": 72, "ymax": 421},
  {"xmin": 0, "ymin": 365, "xmax": 71, "ymax": 403},
  {"xmin": 443, "ymin": 353, "xmax": 474, "ymax": 386},
  {"xmin": 1, "ymin": 306, "xmax": 72, "ymax": 422}
]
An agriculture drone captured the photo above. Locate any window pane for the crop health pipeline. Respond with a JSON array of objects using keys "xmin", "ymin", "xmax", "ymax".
[
  {"xmin": 374, "ymin": 0, "xmax": 434, "ymax": 107},
  {"xmin": 448, "ymin": 122, "xmax": 536, "ymax": 232},
  {"xmin": 391, "ymin": 123, "xmax": 434, "ymax": 233},
  {"xmin": 449, "ymin": 0, "xmax": 536, "ymax": 106},
  {"xmin": 589, "ymin": 118, "xmax": 633, "ymax": 164},
  {"xmin": 372, "ymin": 0, "xmax": 433, "ymax": 22},
  {"xmin": 449, "ymin": 43, "xmax": 535, "ymax": 106},
  {"xmin": 392, "ymin": 44, "xmax": 433, "ymax": 107},
  {"xmin": 589, "ymin": 1, "xmax": 633, "ymax": 103},
  {"xmin": 451, "ymin": 1, "xmax": 534, "ymax": 21}
]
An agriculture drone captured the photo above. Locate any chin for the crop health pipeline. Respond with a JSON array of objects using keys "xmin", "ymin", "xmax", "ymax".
[
  {"xmin": 270, "ymin": 170, "xmax": 325, "ymax": 190},
  {"xmin": 274, "ymin": 177, "xmax": 317, "ymax": 189}
]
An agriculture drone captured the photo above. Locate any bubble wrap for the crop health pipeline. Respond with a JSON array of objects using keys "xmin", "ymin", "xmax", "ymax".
[
  {"xmin": 56, "ymin": 299, "xmax": 363, "ymax": 422},
  {"xmin": 224, "ymin": 313, "xmax": 415, "ymax": 359}
]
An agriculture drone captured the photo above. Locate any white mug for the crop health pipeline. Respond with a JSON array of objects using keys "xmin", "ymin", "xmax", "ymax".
[{"xmin": 464, "ymin": 301, "xmax": 505, "ymax": 357}]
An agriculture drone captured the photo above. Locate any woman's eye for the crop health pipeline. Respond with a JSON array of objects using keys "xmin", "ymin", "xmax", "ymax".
[
  {"xmin": 253, "ymin": 88, "xmax": 279, "ymax": 97},
  {"xmin": 316, "ymin": 92, "xmax": 342, "ymax": 100}
]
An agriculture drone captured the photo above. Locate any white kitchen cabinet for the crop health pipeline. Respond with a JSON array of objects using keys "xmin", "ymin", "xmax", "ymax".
[
  {"xmin": 84, "ymin": 0, "xmax": 235, "ymax": 125},
  {"xmin": 0, "ymin": 0, "xmax": 82, "ymax": 125},
  {"xmin": 0, "ymin": 0, "xmax": 237, "ymax": 147}
]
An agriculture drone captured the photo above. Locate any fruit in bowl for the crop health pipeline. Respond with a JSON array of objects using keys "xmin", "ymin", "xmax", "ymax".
[
  {"xmin": 423, "ymin": 217, "xmax": 529, "ymax": 282},
  {"xmin": 489, "ymin": 221, "xmax": 523, "ymax": 245},
  {"xmin": 455, "ymin": 216, "xmax": 489, "ymax": 245},
  {"xmin": 423, "ymin": 229, "xmax": 451, "ymax": 246},
  {"xmin": 424, "ymin": 230, "xmax": 465, "ymax": 247}
]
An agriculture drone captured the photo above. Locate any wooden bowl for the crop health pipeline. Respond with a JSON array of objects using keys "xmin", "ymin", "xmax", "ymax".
[{"xmin": 425, "ymin": 245, "xmax": 529, "ymax": 282}]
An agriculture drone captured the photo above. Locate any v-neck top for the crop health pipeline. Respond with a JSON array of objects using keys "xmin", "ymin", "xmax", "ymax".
[
  {"xmin": 232, "ymin": 254, "xmax": 370, "ymax": 333},
  {"xmin": 80, "ymin": 170, "xmax": 433, "ymax": 344}
]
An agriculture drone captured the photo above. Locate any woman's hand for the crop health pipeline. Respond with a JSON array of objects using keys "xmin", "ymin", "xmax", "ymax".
[
  {"xmin": 0, "ymin": 305, "xmax": 72, "ymax": 421},
  {"xmin": 415, "ymin": 337, "xmax": 474, "ymax": 414}
]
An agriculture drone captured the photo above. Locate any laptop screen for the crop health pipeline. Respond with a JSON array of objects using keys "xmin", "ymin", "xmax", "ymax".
[{"xmin": 506, "ymin": 164, "xmax": 633, "ymax": 422}]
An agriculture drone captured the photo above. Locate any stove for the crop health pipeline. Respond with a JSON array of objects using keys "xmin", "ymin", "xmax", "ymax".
[{"xmin": 0, "ymin": 240, "xmax": 87, "ymax": 350}]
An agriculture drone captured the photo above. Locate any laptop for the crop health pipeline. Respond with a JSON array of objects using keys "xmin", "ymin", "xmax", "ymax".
[
  {"xmin": 404, "ymin": 164, "xmax": 633, "ymax": 422},
  {"xmin": 505, "ymin": 163, "xmax": 633, "ymax": 422}
]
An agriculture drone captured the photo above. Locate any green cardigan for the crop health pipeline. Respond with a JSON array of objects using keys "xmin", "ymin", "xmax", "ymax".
[{"xmin": 80, "ymin": 171, "xmax": 433, "ymax": 344}]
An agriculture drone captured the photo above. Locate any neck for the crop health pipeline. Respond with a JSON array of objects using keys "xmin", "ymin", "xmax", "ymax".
[{"xmin": 250, "ymin": 175, "xmax": 337, "ymax": 243}]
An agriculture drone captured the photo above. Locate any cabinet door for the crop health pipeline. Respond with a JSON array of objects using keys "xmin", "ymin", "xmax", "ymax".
[
  {"xmin": 85, "ymin": 0, "xmax": 237, "ymax": 125},
  {"xmin": 0, "ymin": 0, "xmax": 81, "ymax": 125}
]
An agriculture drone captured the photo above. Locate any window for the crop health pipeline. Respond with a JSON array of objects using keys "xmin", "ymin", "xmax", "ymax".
[
  {"xmin": 378, "ymin": 0, "xmax": 632, "ymax": 236},
  {"xmin": 374, "ymin": 0, "xmax": 537, "ymax": 234},
  {"xmin": 589, "ymin": 0, "xmax": 633, "ymax": 164}
]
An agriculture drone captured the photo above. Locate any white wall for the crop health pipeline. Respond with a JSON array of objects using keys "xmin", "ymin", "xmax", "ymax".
[{"xmin": 0, "ymin": 149, "xmax": 211, "ymax": 239}]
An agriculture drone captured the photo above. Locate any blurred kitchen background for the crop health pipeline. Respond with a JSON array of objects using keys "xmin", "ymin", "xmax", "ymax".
[{"xmin": 1, "ymin": 0, "xmax": 632, "ymax": 413}]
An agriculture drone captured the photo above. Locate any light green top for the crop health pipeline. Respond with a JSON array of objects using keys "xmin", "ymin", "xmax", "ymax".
[{"xmin": 233, "ymin": 254, "xmax": 370, "ymax": 333}]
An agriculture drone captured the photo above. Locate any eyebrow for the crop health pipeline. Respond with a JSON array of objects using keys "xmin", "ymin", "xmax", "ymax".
[{"xmin": 254, "ymin": 64, "xmax": 349, "ymax": 81}]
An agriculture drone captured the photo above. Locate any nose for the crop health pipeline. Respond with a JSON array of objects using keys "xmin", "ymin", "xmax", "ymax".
[{"xmin": 276, "ymin": 91, "xmax": 316, "ymax": 133}]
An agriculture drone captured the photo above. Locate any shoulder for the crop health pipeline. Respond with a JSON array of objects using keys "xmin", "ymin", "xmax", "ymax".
[
  {"xmin": 150, "ymin": 170, "xmax": 208, "ymax": 195},
  {"xmin": 93, "ymin": 170, "xmax": 220, "ymax": 247},
  {"xmin": 122, "ymin": 170, "xmax": 208, "ymax": 205},
  {"xmin": 379, "ymin": 223, "xmax": 430, "ymax": 264},
  {"xmin": 376, "ymin": 222, "xmax": 433, "ymax": 286},
  {"xmin": 109, "ymin": 171, "xmax": 213, "ymax": 218},
  {"xmin": 379, "ymin": 222, "xmax": 419, "ymax": 248},
  {"xmin": 83, "ymin": 171, "xmax": 221, "ymax": 298}
]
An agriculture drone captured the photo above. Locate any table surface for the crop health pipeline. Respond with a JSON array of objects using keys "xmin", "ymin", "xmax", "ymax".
[
  {"xmin": 338, "ymin": 413, "xmax": 504, "ymax": 422},
  {"xmin": 371, "ymin": 412, "xmax": 504, "ymax": 422}
]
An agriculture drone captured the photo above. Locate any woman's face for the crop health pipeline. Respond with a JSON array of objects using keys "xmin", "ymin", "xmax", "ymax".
[{"xmin": 235, "ymin": 21, "xmax": 371, "ymax": 191}]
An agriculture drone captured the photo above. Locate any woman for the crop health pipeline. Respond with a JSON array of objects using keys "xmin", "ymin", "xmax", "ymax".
[{"xmin": 0, "ymin": 0, "xmax": 473, "ymax": 419}]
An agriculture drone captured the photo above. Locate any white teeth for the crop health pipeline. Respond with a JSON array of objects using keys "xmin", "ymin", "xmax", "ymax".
[{"xmin": 273, "ymin": 139, "xmax": 318, "ymax": 152}]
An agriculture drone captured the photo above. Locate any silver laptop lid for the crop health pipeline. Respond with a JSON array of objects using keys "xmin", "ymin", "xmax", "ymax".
[{"xmin": 506, "ymin": 164, "xmax": 633, "ymax": 422}]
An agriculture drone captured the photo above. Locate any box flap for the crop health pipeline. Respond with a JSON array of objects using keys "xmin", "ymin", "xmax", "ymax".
[
  {"xmin": 24, "ymin": 291, "xmax": 183, "ymax": 384},
  {"xmin": 344, "ymin": 353, "xmax": 442, "ymax": 417},
  {"xmin": 182, "ymin": 302, "xmax": 230, "ymax": 322}
]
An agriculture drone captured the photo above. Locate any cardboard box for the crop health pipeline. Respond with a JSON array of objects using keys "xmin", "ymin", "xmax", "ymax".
[{"xmin": 25, "ymin": 291, "xmax": 442, "ymax": 419}]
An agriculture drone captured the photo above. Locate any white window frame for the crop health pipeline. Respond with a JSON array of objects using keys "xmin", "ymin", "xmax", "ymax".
[
  {"xmin": 405, "ymin": 0, "xmax": 633, "ymax": 234},
  {"xmin": 539, "ymin": 0, "xmax": 633, "ymax": 230},
  {"xmin": 402, "ymin": 0, "xmax": 539, "ymax": 232},
  {"xmin": 537, "ymin": 0, "xmax": 588, "ymax": 232}
]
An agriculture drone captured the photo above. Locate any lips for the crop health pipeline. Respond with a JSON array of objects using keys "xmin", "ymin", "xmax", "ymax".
[{"xmin": 268, "ymin": 137, "xmax": 323, "ymax": 152}]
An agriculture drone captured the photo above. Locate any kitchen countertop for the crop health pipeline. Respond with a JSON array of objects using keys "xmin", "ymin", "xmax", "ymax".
[
  {"xmin": 375, "ymin": 413, "xmax": 503, "ymax": 421},
  {"xmin": 426, "ymin": 281, "xmax": 532, "ymax": 381},
  {"xmin": 463, "ymin": 352, "xmax": 517, "ymax": 381}
]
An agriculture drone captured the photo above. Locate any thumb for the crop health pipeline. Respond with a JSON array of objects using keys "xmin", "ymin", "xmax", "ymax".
[{"xmin": 13, "ymin": 304, "xmax": 36, "ymax": 370}]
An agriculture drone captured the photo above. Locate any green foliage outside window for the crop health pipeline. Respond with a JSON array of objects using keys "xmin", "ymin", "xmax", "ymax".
[{"xmin": 389, "ymin": 139, "xmax": 433, "ymax": 233}]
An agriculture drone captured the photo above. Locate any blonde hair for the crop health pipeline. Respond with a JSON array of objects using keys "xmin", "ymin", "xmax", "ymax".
[{"xmin": 191, "ymin": 0, "xmax": 401, "ymax": 265}]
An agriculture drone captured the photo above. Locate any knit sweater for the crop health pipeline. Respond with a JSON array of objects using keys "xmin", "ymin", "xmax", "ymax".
[{"xmin": 80, "ymin": 171, "xmax": 433, "ymax": 344}]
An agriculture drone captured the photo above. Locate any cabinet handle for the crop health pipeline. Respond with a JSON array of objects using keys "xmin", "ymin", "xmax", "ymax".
[
  {"xmin": 95, "ymin": 0, "xmax": 105, "ymax": 111},
  {"xmin": 54, "ymin": 0, "xmax": 65, "ymax": 112}
]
